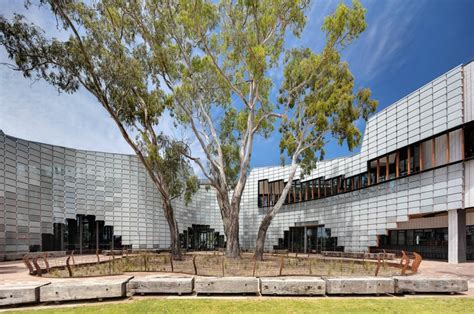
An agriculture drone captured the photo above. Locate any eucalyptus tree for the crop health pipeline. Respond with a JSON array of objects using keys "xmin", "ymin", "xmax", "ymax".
[
  {"xmin": 253, "ymin": 1, "xmax": 377, "ymax": 260},
  {"xmin": 154, "ymin": 0, "xmax": 375, "ymax": 259},
  {"xmin": 0, "ymin": 0, "xmax": 198, "ymax": 259},
  {"xmin": 148, "ymin": 0, "xmax": 310, "ymax": 258}
]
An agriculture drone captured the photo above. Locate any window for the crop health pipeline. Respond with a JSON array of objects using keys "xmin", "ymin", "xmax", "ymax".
[
  {"xmin": 301, "ymin": 181, "xmax": 307, "ymax": 202},
  {"xmin": 407, "ymin": 230, "xmax": 414, "ymax": 245},
  {"xmin": 378, "ymin": 157, "xmax": 387, "ymax": 182},
  {"xmin": 268, "ymin": 181, "xmax": 274, "ymax": 207},
  {"xmin": 369, "ymin": 160, "xmax": 377, "ymax": 185},
  {"xmin": 435, "ymin": 134, "xmax": 448, "ymax": 166},
  {"xmin": 421, "ymin": 139, "xmax": 433, "ymax": 170},
  {"xmin": 338, "ymin": 176, "xmax": 344, "ymax": 193},
  {"xmin": 390, "ymin": 230, "xmax": 398, "ymax": 245},
  {"xmin": 306, "ymin": 180, "xmax": 313, "ymax": 201},
  {"xmin": 410, "ymin": 143, "xmax": 421, "ymax": 173},
  {"xmin": 288, "ymin": 181, "xmax": 294, "ymax": 204},
  {"xmin": 257, "ymin": 126, "xmax": 465, "ymax": 207},
  {"xmin": 318, "ymin": 178, "xmax": 323, "ymax": 198},
  {"xmin": 361, "ymin": 172, "xmax": 369, "ymax": 187},
  {"xmin": 325, "ymin": 179, "xmax": 332, "ymax": 197},
  {"xmin": 311, "ymin": 179, "xmax": 319, "ymax": 200},
  {"xmin": 450, "ymin": 129, "xmax": 463, "ymax": 162},
  {"xmin": 269, "ymin": 180, "xmax": 283, "ymax": 207},
  {"xmin": 398, "ymin": 230, "xmax": 406, "ymax": 246},
  {"xmin": 258, "ymin": 180, "xmax": 269, "ymax": 208},
  {"xmin": 354, "ymin": 175, "xmax": 360, "ymax": 190},
  {"xmin": 399, "ymin": 147, "xmax": 408, "ymax": 176},
  {"xmin": 464, "ymin": 122, "xmax": 474, "ymax": 158},
  {"xmin": 345, "ymin": 177, "xmax": 353, "ymax": 192},
  {"xmin": 387, "ymin": 153, "xmax": 396, "ymax": 179},
  {"xmin": 294, "ymin": 180, "xmax": 301, "ymax": 203},
  {"xmin": 331, "ymin": 178, "xmax": 338, "ymax": 195}
]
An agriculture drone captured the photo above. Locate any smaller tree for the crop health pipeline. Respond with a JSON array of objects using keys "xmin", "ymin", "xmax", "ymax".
[{"xmin": 254, "ymin": 1, "xmax": 377, "ymax": 260}]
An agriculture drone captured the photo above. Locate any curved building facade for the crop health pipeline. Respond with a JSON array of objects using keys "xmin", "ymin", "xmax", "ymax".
[
  {"xmin": 0, "ymin": 132, "xmax": 222, "ymax": 259},
  {"xmin": 1, "ymin": 61, "xmax": 474, "ymax": 263}
]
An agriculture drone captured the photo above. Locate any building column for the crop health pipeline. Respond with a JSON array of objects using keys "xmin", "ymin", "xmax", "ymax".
[
  {"xmin": 303, "ymin": 227, "xmax": 307, "ymax": 254},
  {"xmin": 60, "ymin": 223, "xmax": 64, "ymax": 251},
  {"xmin": 96, "ymin": 221, "xmax": 99, "ymax": 254},
  {"xmin": 448, "ymin": 208, "xmax": 466, "ymax": 263},
  {"xmin": 79, "ymin": 216, "xmax": 83, "ymax": 254}
]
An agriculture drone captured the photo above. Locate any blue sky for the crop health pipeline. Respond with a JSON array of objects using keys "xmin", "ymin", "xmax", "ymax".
[{"xmin": 1, "ymin": 0, "xmax": 473, "ymax": 174}]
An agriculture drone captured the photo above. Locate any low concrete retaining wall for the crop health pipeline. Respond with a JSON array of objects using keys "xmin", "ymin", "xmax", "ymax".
[
  {"xmin": 325, "ymin": 277, "xmax": 395, "ymax": 295},
  {"xmin": 195, "ymin": 277, "xmax": 259, "ymax": 295},
  {"xmin": 39, "ymin": 277, "xmax": 132, "ymax": 302},
  {"xmin": 128, "ymin": 276, "xmax": 194, "ymax": 295},
  {"xmin": 0, "ymin": 276, "xmax": 469, "ymax": 306},
  {"xmin": 261, "ymin": 277, "xmax": 325, "ymax": 295},
  {"xmin": 394, "ymin": 277, "xmax": 469, "ymax": 294},
  {"xmin": 0, "ymin": 283, "xmax": 48, "ymax": 306}
]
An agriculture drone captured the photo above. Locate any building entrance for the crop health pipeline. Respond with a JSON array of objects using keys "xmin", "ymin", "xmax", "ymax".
[{"xmin": 277, "ymin": 225, "xmax": 341, "ymax": 253}]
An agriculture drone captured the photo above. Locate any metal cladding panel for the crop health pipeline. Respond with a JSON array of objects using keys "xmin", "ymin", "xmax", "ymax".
[
  {"xmin": 464, "ymin": 160, "xmax": 474, "ymax": 209},
  {"xmin": 464, "ymin": 61, "xmax": 474, "ymax": 123},
  {"xmin": 0, "ymin": 134, "xmax": 168, "ymax": 254},
  {"xmin": 241, "ymin": 165, "xmax": 462, "ymax": 251},
  {"xmin": 240, "ymin": 64, "xmax": 468, "ymax": 251}
]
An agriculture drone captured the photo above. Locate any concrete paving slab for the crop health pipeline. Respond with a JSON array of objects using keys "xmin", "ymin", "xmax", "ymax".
[
  {"xmin": 195, "ymin": 277, "xmax": 259, "ymax": 295},
  {"xmin": 260, "ymin": 277, "xmax": 325, "ymax": 295},
  {"xmin": 127, "ymin": 276, "xmax": 193, "ymax": 295},
  {"xmin": 39, "ymin": 277, "xmax": 132, "ymax": 302},
  {"xmin": 325, "ymin": 277, "xmax": 395, "ymax": 295}
]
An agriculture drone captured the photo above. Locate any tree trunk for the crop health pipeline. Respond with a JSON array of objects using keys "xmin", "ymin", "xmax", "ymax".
[
  {"xmin": 218, "ymin": 195, "xmax": 241, "ymax": 259},
  {"xmin": 255, "ymin": 215, "xmax": 272, "ymax": 261},
  {"xmin": 224, "ymin": 212, "xmax": 241, "ymax": 258},
  {"xmin": 255, "ymin": 161, "xmax": 299, "ymax": 261},
  {"xmin": 163, "ymin": 200, "xmax": 182, "ymax": 260}
]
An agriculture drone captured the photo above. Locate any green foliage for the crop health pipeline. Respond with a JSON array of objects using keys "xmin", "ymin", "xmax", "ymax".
[
  {"xmin": 159, "ymin": 0, "xmax": 311, "ymax": 190},
  {"xmin": 278, "ymin": 0, "xmax": 377, "ymax": 176}
]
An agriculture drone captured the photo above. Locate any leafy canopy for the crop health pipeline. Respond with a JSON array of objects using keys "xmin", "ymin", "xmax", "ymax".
[
  {"xmin": 0, "ymin": 0, "xmax": 198, "ymax": 201},
  {"xmin": 278, "ymin": 0, "xmax": 377, "ymax": 175}
]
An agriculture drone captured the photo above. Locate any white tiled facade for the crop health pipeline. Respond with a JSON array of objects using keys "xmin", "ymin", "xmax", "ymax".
[
  {"xmin": 240, "ymin": 63, "xmax": 472, "ymax": 252},
  {"xmin": 1, "ymin": 62, "xmax": 473, "ymax": 260}
]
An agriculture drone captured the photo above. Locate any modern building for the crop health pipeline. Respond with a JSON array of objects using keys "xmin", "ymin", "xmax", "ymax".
[{"xmin": 1, "ymin": 61, "xmax": 474, "ymax": 263}]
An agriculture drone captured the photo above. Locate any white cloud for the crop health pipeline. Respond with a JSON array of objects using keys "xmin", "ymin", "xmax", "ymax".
[{"xmin": 344, "ymin": 0, "xmax": 427, "ymax": 83}]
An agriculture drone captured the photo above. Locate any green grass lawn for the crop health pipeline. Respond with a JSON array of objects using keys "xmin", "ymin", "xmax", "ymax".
[{"xmin": 7, "ymin": 297, "xmax": 474, "ymax": 314}]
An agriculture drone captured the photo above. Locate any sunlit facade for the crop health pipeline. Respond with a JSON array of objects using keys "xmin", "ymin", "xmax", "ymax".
[{"xmin": 1, "ymin": 62, "xmax": 473, "ymax": 263}]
